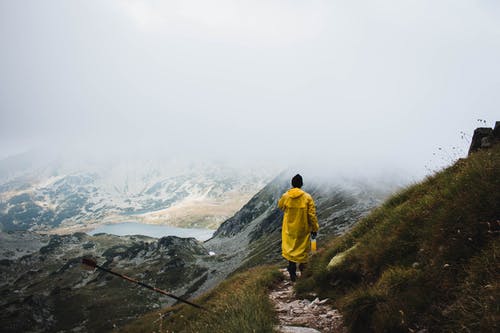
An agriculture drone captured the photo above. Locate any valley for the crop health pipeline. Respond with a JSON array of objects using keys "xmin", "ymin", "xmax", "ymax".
[{"xmin": 0, "ymin": 171, "xmax": 391, "ymax": 332}]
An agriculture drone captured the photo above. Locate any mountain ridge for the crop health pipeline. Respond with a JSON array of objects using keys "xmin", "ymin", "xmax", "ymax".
[{"xmin": 0, "ymin": 160, "xmax": 273, "ymax": 232}]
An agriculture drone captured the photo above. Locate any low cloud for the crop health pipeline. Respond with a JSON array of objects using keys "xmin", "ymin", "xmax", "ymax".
[{"xmin": 1, "ymin": 1, "xmax": 499, "ymax": 181}]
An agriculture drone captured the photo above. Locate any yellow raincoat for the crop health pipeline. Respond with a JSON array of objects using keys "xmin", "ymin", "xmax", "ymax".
[{"xmin": 278, "ymin": 188, "xmax": 319, "ymax": 263}]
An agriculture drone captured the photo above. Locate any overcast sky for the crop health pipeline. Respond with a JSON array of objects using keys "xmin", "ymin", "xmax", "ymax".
[{"xmin": 0, "ymin": 0, "xmax": 499, "ymax": 179}]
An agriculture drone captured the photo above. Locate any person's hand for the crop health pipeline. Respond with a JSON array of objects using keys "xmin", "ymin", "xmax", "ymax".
[{"xmin": 311, "ymin": 232, "xmax": 317, "ymax": 239}]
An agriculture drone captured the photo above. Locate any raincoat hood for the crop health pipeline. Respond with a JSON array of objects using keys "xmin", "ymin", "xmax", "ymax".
[{"xmin": 287, "ymin": 188, "xmax": 305, "ymax": 199}]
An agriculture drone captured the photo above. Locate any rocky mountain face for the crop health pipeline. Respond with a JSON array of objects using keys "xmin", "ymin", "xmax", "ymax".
[
  {"xmin": 0, "ymin": 172, "xmax": 395, "ymax": 332},
  {"xmin": 214, "ymin": 175, "xmax": 385, "ymax": 239},
  {"xmin": 0, "ymin": 232, "xmax": 216, "ymax": 333},
  {"xmin": 0, "ymin": 157, "xmax": 272, "ymax": 232},
  {"xmin": 199, "ymin": 173, "xmax": 393, "ymax": 292}
]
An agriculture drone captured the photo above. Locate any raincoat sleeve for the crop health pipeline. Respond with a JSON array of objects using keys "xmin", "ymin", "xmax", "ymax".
[
  {"xmin": 307, "ymin": 196, "xmax": 319, "ymax": 232},
  {"xmin": 278, "ymin": 194, "xmax": 286, "ymax": 211}
]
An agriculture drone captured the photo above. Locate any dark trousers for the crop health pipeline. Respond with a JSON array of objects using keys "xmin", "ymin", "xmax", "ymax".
[
  {"xmin": 287, "ymin": 261, "xmax": 306, "ymax": 275},
  {"xmin": 288, "ymin": 261, "xmax": 296, "ymax": 275}
]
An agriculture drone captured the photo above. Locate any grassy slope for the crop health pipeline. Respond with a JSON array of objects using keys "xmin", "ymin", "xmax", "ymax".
[
  {"xmin": 296, "ymin": 144, "xmax": 499, "ymax": 332},
  {"xmin": 121, "ymin": 265, "xmax": 282, "ymax": 333}
]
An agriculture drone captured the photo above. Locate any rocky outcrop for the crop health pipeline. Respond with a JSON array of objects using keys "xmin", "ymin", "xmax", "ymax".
[
  {"xmin": 0, "ymin": 232, "xmax": 211, "ymax": 333},
  {"xmin": 468, "ymin": 121, "xmax": 500, "ymax": 155}
]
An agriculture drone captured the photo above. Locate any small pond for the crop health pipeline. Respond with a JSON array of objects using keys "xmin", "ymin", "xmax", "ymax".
[{"xmin": 87, "ymin": 222, "xmax": 214, "ymax": 241}]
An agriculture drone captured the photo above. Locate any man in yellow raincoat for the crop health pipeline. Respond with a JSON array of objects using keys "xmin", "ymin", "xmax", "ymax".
[{"xmin": 278, "ymin": 174, "xmax": 319, "ymax": 281}]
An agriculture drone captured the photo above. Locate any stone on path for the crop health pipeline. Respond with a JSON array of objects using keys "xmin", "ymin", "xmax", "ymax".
[
  {"xmin": 275, "ymin": 325, "xmax": 322, "ymax": 333},
  {"xmin": 269, "ymin": 269, "xmax": 346, "ymax": 333}
]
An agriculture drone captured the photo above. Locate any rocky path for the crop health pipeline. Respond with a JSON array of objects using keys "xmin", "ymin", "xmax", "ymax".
[{"xmin": 269, "ymin": 269, "xmax": 346, "ymax": 333}]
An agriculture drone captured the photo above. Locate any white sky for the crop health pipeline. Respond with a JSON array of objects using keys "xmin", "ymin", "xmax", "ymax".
[{"xmin": 0, "ymin": 0, "xmax": 499, "ymax": 179}]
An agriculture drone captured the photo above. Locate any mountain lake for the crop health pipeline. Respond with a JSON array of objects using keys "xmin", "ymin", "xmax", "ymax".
[{"xmin": 87, "ymin": 222, "xmax": 214, "ymax": 241}]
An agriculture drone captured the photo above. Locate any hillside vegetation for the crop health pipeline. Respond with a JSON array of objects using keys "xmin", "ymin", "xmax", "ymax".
[
  {"xmin": 122, "ymin": 266, "xmax": 282, "ymax": 333},
  {"xmin": 125, "ymin": 144, "xmax": 498, "ymax": 333},
  {"xmin": 297, "ymin": 144, "xmax": 499, "ymax": 332}
]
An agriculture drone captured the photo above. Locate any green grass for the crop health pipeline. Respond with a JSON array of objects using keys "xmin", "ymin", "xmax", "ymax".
[
  {"xmin": 121, "ymin": 265, "xmax": 282, "ymax": 333},
  {"xmin": 296, "ymin": 145, "xmax": 500, "ymax": 332}
]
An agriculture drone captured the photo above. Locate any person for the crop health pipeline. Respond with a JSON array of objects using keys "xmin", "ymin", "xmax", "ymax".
[{"xmin": 278, "ymin": 174, "xmax": 319, "ymax": 281}]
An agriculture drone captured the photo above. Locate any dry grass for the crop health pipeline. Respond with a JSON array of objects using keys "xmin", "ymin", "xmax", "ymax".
[{"xmin": 121, "ymin": 265, "xmax": 282, "ymax": 333}]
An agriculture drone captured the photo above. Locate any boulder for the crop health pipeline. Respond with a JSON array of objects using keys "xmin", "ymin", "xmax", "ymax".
[
  {"xmin": 468, "ymin": 122, "xmax": 500, "ymax": 155},
  {"xmin": 493, "ymin": 121, "xmax": 500, "ymax": 139}
]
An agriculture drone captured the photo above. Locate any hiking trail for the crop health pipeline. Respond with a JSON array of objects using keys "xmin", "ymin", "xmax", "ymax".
[{"xmin": 269, "ymin": 269, "xmax": 346, "ymax": 333}]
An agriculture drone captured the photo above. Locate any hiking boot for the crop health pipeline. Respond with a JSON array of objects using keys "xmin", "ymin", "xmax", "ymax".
[{"xmin": 289, "ymin": 271, "xmax": 297, "ymax": 282}]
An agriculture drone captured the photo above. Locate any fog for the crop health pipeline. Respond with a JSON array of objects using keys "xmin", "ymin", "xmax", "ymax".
[{"xmin": 1, "ymin": 0, "xmax": 499, "ymax": 180}]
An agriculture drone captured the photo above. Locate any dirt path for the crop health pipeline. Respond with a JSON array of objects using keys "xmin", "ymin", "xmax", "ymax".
[{"xmin": 269, "ymin": 269, "xmax": 346, "ymax": 333}]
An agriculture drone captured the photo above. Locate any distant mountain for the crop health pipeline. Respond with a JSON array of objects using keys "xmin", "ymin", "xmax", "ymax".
[{"xmin": 0, "ymin": 155, "xmax": 273, "ymax": 232}]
